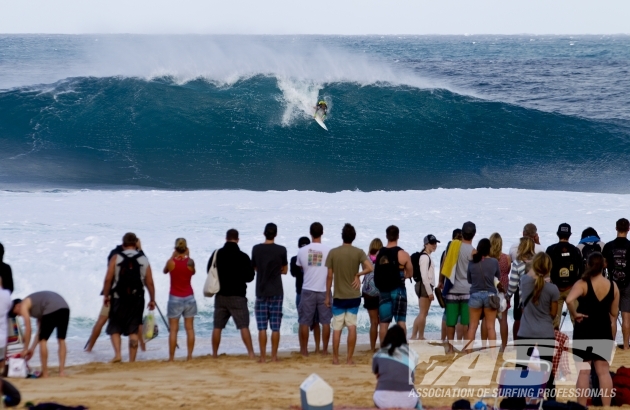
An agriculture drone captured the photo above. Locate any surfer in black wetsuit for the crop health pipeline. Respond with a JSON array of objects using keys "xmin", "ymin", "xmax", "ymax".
[{"xmin": 314, "ymin": 101, "xmax": 327, "ymax": 118}]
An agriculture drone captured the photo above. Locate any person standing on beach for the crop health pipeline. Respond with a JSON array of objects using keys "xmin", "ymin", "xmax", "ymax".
[
  {"xmin": 163, "ymin": 238, "xmax": 197, "ymax": 361},
  {"xmin": 292, "ymin": 236, "xmax": 322, "ymax": 354},
  {"xmin": 489, "ymin": 233, "xmax": 511, "ymax": 351},
  {"xmin": 374, "ymin": 226, "xmax": 413, "ymax": 340},
  {"xmin": 411, "ymin": 234, "xmax": 439, "ymax": 340},
  {"xmin": 439, "ymin": 229, "xmax": 464, "ymax": 342},
  {"xmin": 325, "ymin": 223, "xmax": 373, "ymax": 365},
  {"xmin": 363, "ymin": 238, "xmax": 383, "ymax": 351},
  {"xmin": 0, "ymin": 243, "xmax": 14, "ymax": 293},
  {"xmin": 443, "ymin": 222, "xmax": 476, "ymax": 351},
  {"xmin": 10, "ymin": 291, "xmax": 69, "ymax": 377},
  {"xmin": 509, "ymin": 223, "xmax": 544, "ymax": 261},
  {"xmin": 546, "ymin": 223, "xmax": 583, "ymax": 329},
  {"xmin": 296, "ymin": 222, "xmax": 332, "ymax": 356},
  {"xmin": 211, "ymin": 229, "xmax": 256, "ymax": 359},
  {"xmin": 603, "ymin": 218, "xmax": 630, "ymax": 349},
  {"xmin": 507, "ymin": 237, "xmax": 536, "ymax": 341},
  {"xmin": 103, "ymin": 232, "xmax": 156, "ymax": 363},
  {"xmin": 252, "ymin": 223, "xmax": 288, "ymax": 363}
]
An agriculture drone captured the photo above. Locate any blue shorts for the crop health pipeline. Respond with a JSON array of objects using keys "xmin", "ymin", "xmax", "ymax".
[
  {"xmin": 469, "ymin": 291, "xmax": 496, "ymax": 309},
  {"xmin": 167, "ymin": 294, "xmax": 197, "ymax": 319},
  {"xmin": 255, "ymin": 296, "xmax": 283, "ymax": 332},
  {"xmin": 379, "ymin": 288, "xmax": 407, "ymax": 324}
]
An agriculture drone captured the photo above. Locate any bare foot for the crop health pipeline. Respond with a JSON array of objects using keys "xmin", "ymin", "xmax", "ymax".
[
  {"xmin": 271, "ymin": 356, "xmax": 281, "ymax": 362},
  {"xmin": 258, "ymin": 357, "xmax": 266, "ymax": 364},
  {"xmin": 187, "ymin": 356, "xmax": 193, "ymax": 361},
  {"xmin": 332, "ymin": 356, "xmax": 340, "ymax": 365},
  {"xmin": 59, "ymin": 371, "xmax": 66, "ymax": 377},
  {"xmin": 212, "ymin": 353, "xmax": 218, "ymax": 359},
  {"xmin": 248, "ymin": 352, "xmax": 256, "ymax": 360},
  {"xmin": 139, "ymin": 340, "xmax": 146, "ymax": 352},
  {"xmin": 110, "ymin": 357, "xmax": 122, "ymax": 364},
  {"xmin": 301, "ymin": 351, "xmax": 309, "ymax": 357},
  {"xmin": 320, "ymin": 350, "xmax": 329, "ymax": 356},
  {"xmin": 346, "ymin": 359, "xmax": 355, "ymax": 365},
  {"xmin": 41, "ymin": 372, "xmax": 49, "ymax": 378}
]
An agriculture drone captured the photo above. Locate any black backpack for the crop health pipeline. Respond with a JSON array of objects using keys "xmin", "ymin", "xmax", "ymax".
[
  {"xmin": 411, "ymin": 251, "xmax": 431, "ymax": 283},
  {"xmin": 113, "ymin": 252, "xmax": 145, "ymax": 298},
  {"xmin": 581, "ymin": 242, "xmax": 602, "ymax": 269},
  {"xmin": 374, "ymin": 247, "xmax": 403, "ymax": 292},
  {"xmin": 609, "ymin": 245, "xmax": 630, "ymax": 287}
]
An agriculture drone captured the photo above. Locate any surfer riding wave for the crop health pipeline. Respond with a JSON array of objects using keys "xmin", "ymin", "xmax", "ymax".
[{"xmin": 314, "ymin": 100, "xmax": 327, "ymax": 119}]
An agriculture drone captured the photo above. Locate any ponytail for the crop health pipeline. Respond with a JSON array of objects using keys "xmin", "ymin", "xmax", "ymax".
[
  {"xmin": 531, "ymin": 252, "xmax": 552, "ymax": 305},
  {"xmin": 582, "ymin": 252, "xmax": 604, "ymax": 280}
]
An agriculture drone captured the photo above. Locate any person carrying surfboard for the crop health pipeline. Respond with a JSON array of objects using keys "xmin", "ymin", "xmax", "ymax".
[{"xmin": 314, "ymin": 100, "xmax": 327, "ymax": 118}]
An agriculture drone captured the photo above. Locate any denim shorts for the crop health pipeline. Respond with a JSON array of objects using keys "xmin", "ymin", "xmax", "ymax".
[
  {"xmin": 469, "ymin": 291, "xmax": 496, "ymax": 309},
  {"xmin": 167, "ymin": 294, "xmax": 198, "ymax": 319}
]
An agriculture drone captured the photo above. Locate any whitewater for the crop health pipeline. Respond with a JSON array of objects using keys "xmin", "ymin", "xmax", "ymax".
[{"xmin": 1, "ymin": 188, "xmax": 629, "ymax": 364}]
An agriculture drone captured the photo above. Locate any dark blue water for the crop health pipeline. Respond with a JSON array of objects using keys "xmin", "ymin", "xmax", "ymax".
[{"xmin": 1, "ymin": 35, "xmax": 629, "ymax": 191}]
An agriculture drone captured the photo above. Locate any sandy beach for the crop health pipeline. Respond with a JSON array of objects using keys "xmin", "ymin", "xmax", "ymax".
[{"xmin": 9, "ymin": 343, "xmax": 630, "ymax": 409}]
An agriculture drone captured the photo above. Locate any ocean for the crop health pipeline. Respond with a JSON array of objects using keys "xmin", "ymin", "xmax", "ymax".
[{"xmin": 1, "ymin": 35, "xmax": 629, "ymax": 365}]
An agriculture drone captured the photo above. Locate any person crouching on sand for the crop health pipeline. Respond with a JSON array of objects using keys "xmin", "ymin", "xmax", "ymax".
[
  {"xmin": 372, "ymin": 325, "xmax": 421, "ymax": 409},
  {"xmin": 103, "ymin": 232, "xmax": 156, "ymax": 363},
  {"xmin": 163, "ymin": 238, "xmax": 197, "ymax": 361},
  {"xmin": 10, "ymin": 291, "xmax": 70, "ymax": 377}
]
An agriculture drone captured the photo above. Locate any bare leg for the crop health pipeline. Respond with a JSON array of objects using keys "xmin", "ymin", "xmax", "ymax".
[
  {"xmin": 240, "ymin": 327, "xmax": 255, "ymax": 359},
  {"xmin": 299, "ymin": 324, "xmax": 309, "ymax": 356},
  {"xmin": 456, "ymin": 324, "xmax": 466, "ymax": 341},
  {"xmin": 484, "ymin": 308, "xmax": 498, "ymax": 349},
  {"xmin": 86, "ymin": 314, "xmax": 108, "ymax": 352},
  {"xmin": 347, "ymin": 326, "xmax": 357, "ymax": 365},
  {"xmin": 212, "ymin": 328, "xmax": 222, "ymax": 358},
  {"xmin": 480, "ymin": 317, "xmax": 488, "ymax": 346},
  {"xmin": 332, "ymin": 329, "xmax": 341, "ymax": 364},
  {"xmin": 414, "ymin": 297, "xmax": 431, "ymax": 340},
  {"xmin": 499, "ymin": 309, "xmax": 509, "ymax": 352},
  {"xmin": 622, "ymin": 312, "xmax": 630, "ymax": 349},
  {"xmin": 575, "ymin": 366, "xmax": 591, "ymax": 406},
  {"xmin": 466, "ymin": 307, "xmax": 482, "ymax": 351},
  {"xmin": 271, "ymin": 331, "xmax": 280, "ymax": 362},
  {"xmin": 594, "ymin": 360, "xmax": 613, "ymax": 406},
  {"xmin": 368, "ymin": 309, "xmax": 379, "ymax": 350},
  {"xmin": 129, "ymin": 333, "xmax": 139, "ymax": 362},
  {"xmin": 446, "ymin": 326, "xmax": 455, "ymax": 352},
  {"xmin": 313, "ymin": 324, "xmax": 321, "ymax": 354},
  {"xmin": 321, "ymin": 324, "xmax": 330, "ymax": 355},
  {"xmin": 110, "ymin": 333, "xmax": 122, "ymax": 362},
  {"xmin": 184, "ymin": 317, "xmax": 195, "ymax": 360},
  {"xmin": 441, "ymin": 318, "xmax": 447, "ymax": 342},
  {"xmin": 378, "ymin": 323, "xmax": 389, "ymax": 344},
  {"xmin": 39, "ymin": 340, "xmax": 49, "ymax": 378},
  {"xmin": 58, "ymin": 339, "xmax": 66, "ymax": 376},
  {"xmin": 138, "ymin": 324, "xmax": 146, "ymax": 352},
  {"xmin": 258, "ymin": 330, "xmax": 267, "ymax": 363},
  {"xmin": 168, "ymin": 318, "xmax": 179, "ymax": 362}
]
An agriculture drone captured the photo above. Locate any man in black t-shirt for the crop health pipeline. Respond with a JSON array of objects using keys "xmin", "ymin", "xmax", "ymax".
[
  {"xmin": 251, "ymin": 223, "xmax": 288, "ymax": 363},
  {"xmin": 603, "ymin": 218, "xmax": 630, "ymax": 349},
  {"xmin": 546, "ymin": 223, "xmax": 583, "ymax": 329}
]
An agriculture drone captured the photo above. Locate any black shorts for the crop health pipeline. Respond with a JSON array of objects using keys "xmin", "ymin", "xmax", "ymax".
[
  {"xmin": 40, "ymin": 308, "xmax": 70, "ymax": 341},
  {"xmin": 363, "ymin": 293, "xmax": 379, "ymax": 311},
  {"xmin": 107, "ymin": 297, "xmax": 144, "ymax": 336}
]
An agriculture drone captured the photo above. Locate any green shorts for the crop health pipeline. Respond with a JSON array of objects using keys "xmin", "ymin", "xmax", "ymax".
[{"xmin": 445, "ymin": 299, "xmax": 469, "ymax": 327}]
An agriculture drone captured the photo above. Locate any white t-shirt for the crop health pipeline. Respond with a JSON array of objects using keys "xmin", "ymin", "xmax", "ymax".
[
  {"xmin": 0, "ymin": 289, "xmax": 12, "ymax": 349},
  {"xmin": 420, "ymin": 253, "xmax": 436, "ymax": 297},
  {"xmin": 296, "ymin": 242, "xmax": 330, "ymax": 292},
  {"xmin": 509, "ymin": 242, "xmax": 545, "ymax": 261}
]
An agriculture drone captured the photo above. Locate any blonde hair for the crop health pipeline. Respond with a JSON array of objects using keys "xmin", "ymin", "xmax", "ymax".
[
  {"xmin": 489, "ymin": 232, "xmax": 503, "ymax": 259},
  {"xmin": 516, "ymin": 237, "xmax": 535, "ymax": 262},
  {"xmin": 531, "ymin": 252, "xmax": 552, "ymax": 305},
  {"xmin": 369, "ymin": 238, "xmax": 384, "ymax": 256}
]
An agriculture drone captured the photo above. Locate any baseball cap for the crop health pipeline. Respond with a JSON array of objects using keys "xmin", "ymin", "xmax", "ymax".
[
  {"xmin": 424, "ymin": 234, "xmax": 441, "ymax": 245},
  {"xmin": 462, "ymin": 221, "xmax": 476, "ymax": 235},
  {"xmin": 557, "ymin": 223, "xmax": 572, "ymax": 236}
]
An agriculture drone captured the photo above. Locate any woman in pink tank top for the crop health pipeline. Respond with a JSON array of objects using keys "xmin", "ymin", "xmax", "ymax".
[
  {"xmin": 490, "ymin": 233, "xmax": 511, "ymax": 351},
  {"xmin": 163, "ymin": 238, "xmax": 197, "ymax": 361}
]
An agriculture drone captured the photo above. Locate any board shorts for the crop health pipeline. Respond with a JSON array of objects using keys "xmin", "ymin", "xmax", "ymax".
[
  {"xmin": 298, "ymin": 290, "xmax": 331, "ymax": 326},
  {"xmin": 414, "ymin": 282, "xmax": 432, "ymax": 299},
  {"xmin": 167, "ymin": 294, "xmax": 197, "ymax": 319},
  {"xmin": 255, "ymin": 296, "xmax": 283, "ymax": 332},
  {"xmin": 379, "ymin": 287, "xmax": 407, "ymax": 324},
  {"xmin": 332, "ymin": 298, "xmax": 361, "ymax": 331},
  {"xmin": 107, "ymin": 296, "xmax": 144, "ymax": 336},
  {"xmin": 214, "ymin": 295, "xmax": 250, "ymax": 329},
  {"xmin": 363, "ymin": 293, "xmax": 380, "ymax": 311},
  {"xmin": 444, "ymin": 294, "xmax": 470, "ymax": 327},
  {"xmin": 40, "ymin": 308, "xmax": 70, "ymax": 341}
]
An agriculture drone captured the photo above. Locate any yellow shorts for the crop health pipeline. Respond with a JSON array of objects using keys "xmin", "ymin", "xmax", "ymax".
[{"xmin": 332, "ymin": 311, "xmax": 357, "ymax": 331}]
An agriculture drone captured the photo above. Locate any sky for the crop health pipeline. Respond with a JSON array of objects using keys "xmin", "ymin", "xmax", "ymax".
[{"xmin": 1, "ymin": 0, "xmax": 628, "ymax": 35}]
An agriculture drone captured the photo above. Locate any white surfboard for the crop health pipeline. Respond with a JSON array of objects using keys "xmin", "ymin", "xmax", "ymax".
[{"xmin": 314, "ymin": 112, "xmax": 328, "ymax": 131}]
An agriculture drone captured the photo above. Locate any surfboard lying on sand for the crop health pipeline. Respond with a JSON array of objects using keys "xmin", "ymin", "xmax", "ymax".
[{"xmin": 314, "ymin": 112, "xmax": 328, "ymax": 131}]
